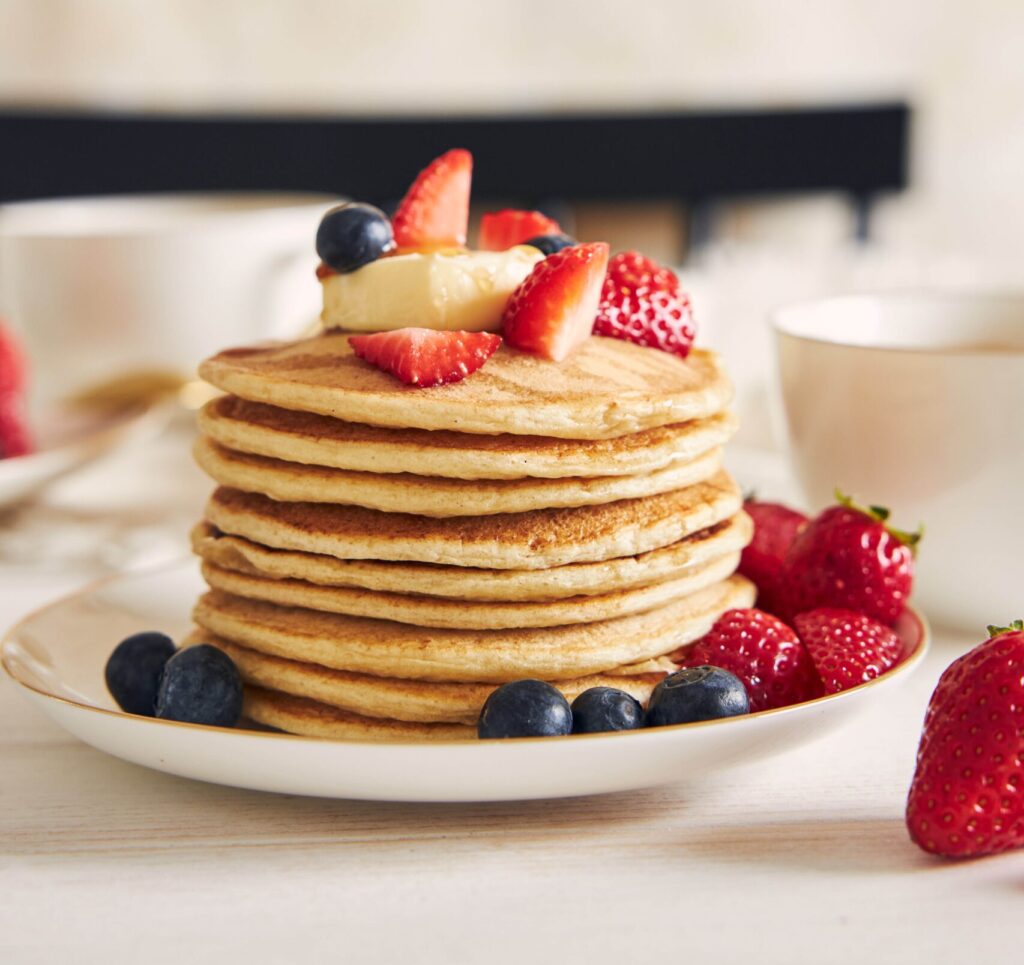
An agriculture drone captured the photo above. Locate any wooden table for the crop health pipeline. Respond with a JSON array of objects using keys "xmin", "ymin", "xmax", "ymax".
[{"xmin": 1, "ymin": 434, "xmax": 1015, "ymax": 963}]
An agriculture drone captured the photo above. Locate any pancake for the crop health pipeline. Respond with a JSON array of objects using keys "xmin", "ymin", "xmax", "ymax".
[
  {"xmin": 198, "ymin": 395, "xmax": 738, "ymax": 480},
  {"xmin": 198, "ymin": 333, "xmax": 733, "ymax": 440},
  {"xmin": 193, "ymin": 436, "xmax": 724, "ymax": 517},
  {"xmin": 191, "ymin": 512, "xmax": 753, "ymax": 601},
  {"xmin": 244, "ymin": 686, "xmax": 475, "ymax": 741},
  {"xmin": 192, "ymin": 575, "xmax": 756, "ymax": 682},
  {"xmin": 199, "ymin": 549, "xmax": 741, "ymax": 629},
  {"xmin": 188, "ymin": 632, "xmax": 665, "ymax": 724},
  {"xmin": 203, "ymin": 471, "xmax": 742, "ymax": 570}
]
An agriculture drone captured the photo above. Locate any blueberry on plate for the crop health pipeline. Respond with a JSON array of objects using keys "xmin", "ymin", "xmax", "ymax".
[
  {"xmin": 571, "ymin": 686, "xmax": 644, "ymax": 734},
  {"xmin": 522, "ymin": 233, "xmax": 576, "ymax": 256},
  {"xmin": 155, "ymin": 644, "xmax": 243, "ymax": 727},
  {"xmin": 315, "ymin": 202, "xmax": 394, "ymax": 273},
  {"xmin": 645, "ymin": 666, "xmax": 749, "ymax": 728},
  {"xmin": 104, "ymin": 631, "xmax": 176, "ymax": 716},
  {"xmin": 478, "ymin": 679, "xmax": 573, "ymax": 739}
]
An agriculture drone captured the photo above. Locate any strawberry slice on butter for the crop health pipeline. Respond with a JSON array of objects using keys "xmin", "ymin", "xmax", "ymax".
[{"xmin": 502, "ymin": 242, "xmax": 609, "ymax": 362}]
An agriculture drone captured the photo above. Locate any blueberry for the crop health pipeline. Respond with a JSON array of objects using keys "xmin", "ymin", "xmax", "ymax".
[
  {"xmin": 478, "ymin": 679, "xmax": 572, "ymax": 739},
  {"xmin": 522, "ymin": 233, "xmax": 576, "ymax": 256},
  {"xmin": 155, "ymin": 644, "xmax": 243, "ymax": 727},
  {"xmin": 645, "ymin": 666, "xmax": 749, "ymax": 727},
  {"xmin": 315, "ymin": 202, "xmax": 394, "ymax": 273},
  {"xmin": 571, "ymin": 686, "xmax": 644, "ymax": 734},
  {"xmin": 105, "ymin": 631, "xmax": 176, "ymax": 716}
]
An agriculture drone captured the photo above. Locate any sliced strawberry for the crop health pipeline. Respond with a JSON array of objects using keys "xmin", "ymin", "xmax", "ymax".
[
  {"xmin": 348, "ymin": 328, "xmax": 500, "ymax": 388},
  {"xmin": 680, "ymin": 608, "xmax": 822, "ymax": 711},
  {"xmin": 392, "ymin": 149, "xmax": 472, "ymax": 249},
  {"xmin": 502, "ymin": 242, "xmax": 609, "ymax": 362},
  {"xmin": 479, "ymin": 209, "xmax": 561, "ymax": 251},
  {"xmin": 794, "ymin": 608, "xmax": 905, "ymax": 694},
  {"xmin": 594, "ymin": 251, "xmax": 696, "ymax": 359}
]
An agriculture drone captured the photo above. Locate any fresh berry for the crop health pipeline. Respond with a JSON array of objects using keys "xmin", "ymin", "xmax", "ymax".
[
  {"xmin": 155, "ymin": 644, "xmax": 243, "ymax": 727},
  {"xmin": 570, "ymin": 686, "xmax": 645, "ymax": 734},
  {"xmin": 392, "ymin": 148, "xmax": 472, "ymax": 248},
  {"xmin": 0, "ymin": 396, "xmax": 32, "ymax": 458},
  {"xmin": 645, "ymin": 666, "xmax": 749, "ymax": 727},
  {"xmin": 906, "ymin": 621, "xmax": 1024, "ymax": 858},
  {"xmin": 315, "ymin": 202, "xmax": 394, "ymax": 274},
  {"xmin": 680, "ymin": 609, "xmax": 822, "ymax": 712},
  {"xmin": 502, "ymin": 242, "xmax": 609, "ymax": 361},
  {"xmin": 104, "ymin": 631, "xmax": 176, "ymax": 716},
  {"xmin": 0, "ymin": 323, "xmax": 28, "ymax": 396},
  {"xmin": 739, "ymin": 501, "xmax": 809, "ymax": 616},
  {"xmin": 593, "ymin": 251, "xmax": 696, "ymax": 359},
  {"xmin": 479, "ymin": 209, "xmax": 561, "ymax": 251},
  {"xmin": 478, "ymin": 680, "xmax": 573, "ymax": 739},
  {"xmin": 349, "ymin": 328, "xmax": 501, "ymax": 388},
  {"xmin": 780, "ymin": 493, "xmax": 921, "ymax": 625},
  {"xmin": 794, "ymin": 608, "xmax": 904, "ymax": 694},
  {"xmin": 523, "ymin": 233, "xmax": 576, "ymax": 256}
]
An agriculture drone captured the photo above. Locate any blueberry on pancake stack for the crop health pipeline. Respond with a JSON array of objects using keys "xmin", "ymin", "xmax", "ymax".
[{"xmin": 187, "ymin": 150, "xmax": 756, "ymax": 740}]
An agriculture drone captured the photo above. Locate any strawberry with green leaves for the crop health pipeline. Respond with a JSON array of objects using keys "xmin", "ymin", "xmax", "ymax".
[
  {"xmin": 780, "ymin": 492, "xmax": 922, "ymax": 626},
  {"xmin": 906, "ymin": 621, "xmax": 1024, "ymax": 858}
]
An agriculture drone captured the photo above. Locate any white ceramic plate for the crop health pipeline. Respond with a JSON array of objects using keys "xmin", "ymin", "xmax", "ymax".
[
  {"xmin": 0, "ymin": 399, "xmax": 171, "ymax": 507},
  {"xmin": 1, "ymin": 559, "xmax": 929, "ymax": 802}
]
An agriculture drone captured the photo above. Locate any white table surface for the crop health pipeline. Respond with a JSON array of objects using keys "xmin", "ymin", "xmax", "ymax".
[{"xmin": 0, "ymin": 427, "xmax": 1016, "ymax": 964}]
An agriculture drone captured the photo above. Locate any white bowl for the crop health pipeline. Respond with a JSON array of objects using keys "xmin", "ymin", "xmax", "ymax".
[
  {"xmin": 774, "ymin": 292, "xmax": 1024, "ymax": 631},
  {"xmin": 2, "ymin": 559, "xmax": 929, "ymax": 802}
]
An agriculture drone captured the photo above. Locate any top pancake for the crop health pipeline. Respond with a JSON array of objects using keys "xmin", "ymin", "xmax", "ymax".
[{"xmin": 198, "ymin": 333, "xmax": 733, "ymax": 440}]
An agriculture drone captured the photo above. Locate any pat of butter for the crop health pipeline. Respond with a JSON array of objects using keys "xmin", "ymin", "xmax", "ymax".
[{"xmin": 321, "ymin": 247, "xmax": 543, "ymax": 332}]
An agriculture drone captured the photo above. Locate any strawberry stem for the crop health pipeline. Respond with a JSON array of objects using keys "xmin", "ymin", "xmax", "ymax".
[
  {"xmin": 987, "ymin": 620, "xmax": 1024, "ymax": 638},
  {"xmin": 834, "ymin": 488, "xmax": 924, "ymax": 555}
]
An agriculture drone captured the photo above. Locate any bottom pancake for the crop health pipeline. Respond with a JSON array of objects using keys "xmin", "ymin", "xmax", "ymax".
[
  {"xmin": 186, "ymin": 631, "xmax": 666, "ymax": 724},
  {"xmin": 244, "ymin": 687, "xmax": 475, "ymax": 741}
]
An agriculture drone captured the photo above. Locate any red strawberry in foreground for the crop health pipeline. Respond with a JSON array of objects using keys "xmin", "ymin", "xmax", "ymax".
[
  {"xmin": 906, "ymin": 621, "xmax": 1024, "ymax": 858},
  {"xmin": 780, "ymin": 493, "xmax": 921, "ymax": 626},
  {"xmin": 348, "ymin": 328, "xmax": 500, "ymax": 388},
  {"xmin": 479, "ymin": 209, "xmax": 561, "ymax": 251},
  {"xmin": 739, "ymin": 501, "xmax": 809, "ymax": 616},
  {"xmin": 392, "ymin": 149, "xmax": 473, "ymax": 249},
  {"xmin": 593, "ymin": 251, "xmax": 696, "ymax": 359},
  {"xmin": 502, "ymin": 242, "xmax": 609, "ymax": 362},
  {"xmin": 794, "ymin": 608, "xmax": 904, "ymax": 695},
  {"xmin": 680, "ymin": 608, "xmax": 822, "ymax": 712}
]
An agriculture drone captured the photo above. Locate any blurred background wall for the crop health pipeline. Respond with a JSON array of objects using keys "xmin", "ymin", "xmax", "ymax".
[
  {"xmin": 2, "ymin": 0, "xmax": 1022, "ymax": 265},
  {"xmin": 1, "ymin": 0, "xmax": 1021, "ymax": 449}
]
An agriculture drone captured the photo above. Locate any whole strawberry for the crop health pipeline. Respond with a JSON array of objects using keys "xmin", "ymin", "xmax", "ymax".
[
  {"xmin": 680, "ymin": 608, "xmax": 822, "ymax": 711},
  {"xmin": 906, "ymin": 622, "xmax": 1024, "ymax": 858},
  {"xmin": 794, "ymin": 608, "xmax": 904, "ymax": 694},
  {"xmin": 738, "ymin": 501, "xmax": 808, "ymax": 616},
  {"xmin": 593, "ymin": 251, "xmax": 696, "ymax": 359},
  {"xmin": 780, "ymin": 492, "xmax": 921, "ymax": 625}
]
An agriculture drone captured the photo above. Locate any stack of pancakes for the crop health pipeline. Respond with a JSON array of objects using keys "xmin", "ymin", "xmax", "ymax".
[{"xmin": 189, "ymin": 332, "xmax": 755, "ymax": 740}]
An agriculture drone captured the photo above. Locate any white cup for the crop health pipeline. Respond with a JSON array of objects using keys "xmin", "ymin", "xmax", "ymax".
[
  {"xmin": 0, "ymin": 193, "xmax": 337, "ymax": 406},
  {"xmin": 774, "ymin": 292, "xmax": 1024, "ymax": 632}
]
